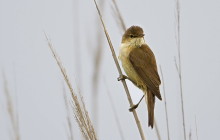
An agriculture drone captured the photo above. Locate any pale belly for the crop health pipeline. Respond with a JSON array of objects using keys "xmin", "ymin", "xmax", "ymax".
[{"xmin": 119, "ymin": 47, "xmax": 146, "ymax": 89}]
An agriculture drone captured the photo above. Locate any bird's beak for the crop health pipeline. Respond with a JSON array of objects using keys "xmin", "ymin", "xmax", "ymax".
[{"xmin": 140, "ymin": 34, "xmax": 145, "ymax": 37}]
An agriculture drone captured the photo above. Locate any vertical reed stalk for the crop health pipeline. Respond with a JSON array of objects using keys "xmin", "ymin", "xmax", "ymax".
[
  {"xmin": 175, "ymin": 0, "xmax": 186, "ymax": 139},
  {"xmin": 159, "ymin": 66, "xmax": 170, "ymax": 140},
  {"xmin": 92, "ymin": 0, "xmax": 146, "ymax": 139}
]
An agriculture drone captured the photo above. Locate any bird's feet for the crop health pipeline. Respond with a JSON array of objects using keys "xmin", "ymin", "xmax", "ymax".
[
  {"xmin": 129, "ymin": 104, "xmax": 139, "ymax": 112},
  {"xmin": 117, "ymin": 74, "xmax": 128, "ymax": 81}
]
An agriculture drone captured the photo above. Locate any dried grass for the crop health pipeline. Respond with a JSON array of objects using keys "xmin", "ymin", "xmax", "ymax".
[
  {"xmin": 45, "ymin": 35, "xmax": 97, "ymax": 140},
  {"xmin": 174, "ymin": 0, "xmax": 187, "ymax": 139},
  {"xmin": 63, "ymin": 85, "xmax": 74, "ymax": 140}
]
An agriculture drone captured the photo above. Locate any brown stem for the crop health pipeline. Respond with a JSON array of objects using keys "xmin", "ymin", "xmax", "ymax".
[
  {"xmin": 175, "ymin": 0, "xmax": 186, "ymax": 139},
  {"xmin": 92, "ymin": 0, "xmax": 146, "ymax": 139}
]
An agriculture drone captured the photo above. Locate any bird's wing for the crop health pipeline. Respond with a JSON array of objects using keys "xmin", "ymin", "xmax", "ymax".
[{"xmin": 129, "ymin": 44, "xmax": 162, "ymax": 100}]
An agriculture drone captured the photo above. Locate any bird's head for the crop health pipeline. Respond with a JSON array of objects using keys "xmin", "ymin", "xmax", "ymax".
[{"xmin": 121, "ymin": 26, "xmax": 145, "ymax": 46}]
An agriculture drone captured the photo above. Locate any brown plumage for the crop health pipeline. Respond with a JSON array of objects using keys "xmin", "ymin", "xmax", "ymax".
[{"xmin": 119, "ymin": 26, "xmax": 162, "ymax": 128}]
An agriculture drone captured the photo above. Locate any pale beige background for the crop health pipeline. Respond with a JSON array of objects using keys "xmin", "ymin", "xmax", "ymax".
[{"xmin": 0, "ymin": 0, "xmax": 220, "ymax": 140}]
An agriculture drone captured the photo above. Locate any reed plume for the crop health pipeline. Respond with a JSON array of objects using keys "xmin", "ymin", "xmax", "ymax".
[{"xmin": 46, "ymin": 34, "xmax": 97, "ymax": 140}]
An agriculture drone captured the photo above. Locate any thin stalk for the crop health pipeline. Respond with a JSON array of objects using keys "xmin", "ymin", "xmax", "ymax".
[
  {"xmin": 45, "ymin": 35, "xmax": 97, "ymax": 140},
  {"xmin": 92, "ymin": 0, "xmax": 146, "ymax": 139},
  {"xmin": 63, "ymin": 85, "xmax": 74, "ymax": 140},
  {"xmin": 175, "ymin": 56, "xmax": 186, "ymax": 140},
  {"xmin": 159, "ymin": 66, "xmax": 170, "ymax": 140},
  {"xmin": 175, "ymin": 0, "xmax": 186, "ymax": 139}
]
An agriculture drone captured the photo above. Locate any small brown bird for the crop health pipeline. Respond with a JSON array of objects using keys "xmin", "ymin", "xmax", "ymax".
[{"xmin": 118, "ymin": 26, "xmax": 162, "ymax": 128}]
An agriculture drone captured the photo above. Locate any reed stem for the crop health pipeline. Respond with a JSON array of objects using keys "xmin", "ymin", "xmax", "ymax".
[{"xmin": 92, "ymin": 0, "xmax": 146, "ymax": 139}]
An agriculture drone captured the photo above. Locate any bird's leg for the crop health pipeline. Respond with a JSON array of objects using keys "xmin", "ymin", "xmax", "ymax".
[
  {"xmin": 117, "ymin": 74, "xmax": 144, "ymax": 111},
  {"xmin": 117, "ymin": 74, "xmax": 135, "ymax": 83},
  {"xmin": 129, "ymin": 95, "xmax": 145, "ymax": 112}
]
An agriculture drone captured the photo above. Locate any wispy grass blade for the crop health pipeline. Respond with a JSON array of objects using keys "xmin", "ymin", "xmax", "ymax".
[
  {"xmin": 63, "ymin": 85, "xmax": 74, "ymax": 140},
  {"xmin": 45, "ymin": 34, "xmax": 97, "ymax": 140},
  {"xmin": 174, "ymin": 0, "xmax": 186, "ymax": 139}
]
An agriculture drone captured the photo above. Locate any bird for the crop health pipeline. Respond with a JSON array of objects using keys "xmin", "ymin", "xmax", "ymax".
[{"xmin": 118, "ymin": 26, "xmax": 162, "ymax": 128}]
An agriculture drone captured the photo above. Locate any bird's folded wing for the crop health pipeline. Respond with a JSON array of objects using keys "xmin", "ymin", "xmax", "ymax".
[{"xmin": 129, "ymin": 44, "xmax": 162, "ymax": 100}]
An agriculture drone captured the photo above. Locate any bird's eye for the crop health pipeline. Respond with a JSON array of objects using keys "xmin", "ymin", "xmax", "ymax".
[{"xmin": 130, "ymin": 35, "xmax": 134, "ymax": 38}]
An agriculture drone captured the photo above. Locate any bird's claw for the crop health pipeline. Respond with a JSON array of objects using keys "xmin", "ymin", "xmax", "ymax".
[
  {"xmin": 117, "ymin": 74, "xmax": 128, "ymax": 81},
  {"xmin": 129, "ymin": 104, "xmax": 139, "ymax": 112}
]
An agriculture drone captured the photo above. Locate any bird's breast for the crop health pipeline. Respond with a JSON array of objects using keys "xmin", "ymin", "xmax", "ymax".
[{"xmin": 119, "ymin": 45, "xmax": 145, "ymax": 89}]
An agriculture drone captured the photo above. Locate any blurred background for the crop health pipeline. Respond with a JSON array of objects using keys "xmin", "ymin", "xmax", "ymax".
[{"xmin": 0, "ymin": 0, "xmax": 220, "ymax": 140}]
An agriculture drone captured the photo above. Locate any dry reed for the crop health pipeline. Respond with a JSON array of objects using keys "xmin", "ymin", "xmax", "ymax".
[
  {"xmin": 159, "ymin": 66, "xmax": 170, "ymax": 140},
  {"xmin": 92, "ymin": 0, "xmax": 146, "ymax": 139},
  {"xmin": 63, "ymin": 85, "xmax": 74, "ymax": 140},
  {"xmin": 174, "ymin": 0, "xmax": 187, "ymax": 139},
  {"xmin": 45, "ymin": 34, "xmax": 97, "ymax": 140}
]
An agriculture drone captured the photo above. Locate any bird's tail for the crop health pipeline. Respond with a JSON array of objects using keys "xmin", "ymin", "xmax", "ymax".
[{"xmin": 144, "ymin": 89, "xmax": 155, "ymax": 128}]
